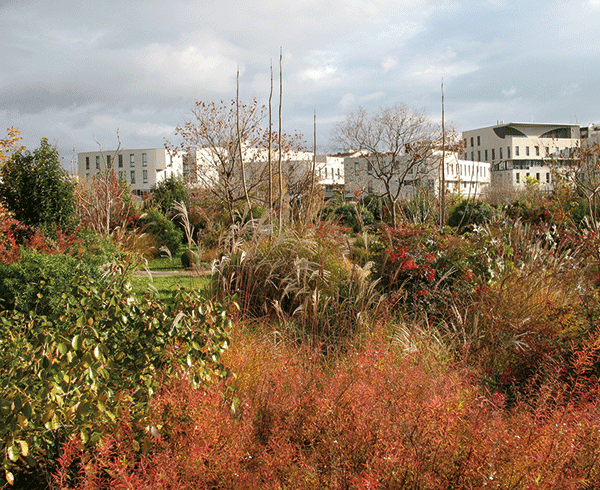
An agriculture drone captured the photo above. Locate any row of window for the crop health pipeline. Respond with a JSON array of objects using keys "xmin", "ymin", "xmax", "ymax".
[
  {"xmin": 352, "ymin": 160, "xmax": 488, "ymax": 180},
  {"xmin": 514, "ymin": 172, "xmax": 551, "ymax": 184},
  {"xmin": 467, "ymin": 136, "xmax": 482, "ymax": 147},
  {"xmin": 85, "ymin": 153, "xmax": 148, "ymax": 170},
  {"xmin": 467, "ymin": 145, "xmax": 552, "ymax": 163},
  {"xmin": 319, "ymin": 167, "xmax": 343, "ymax": 179},
  {"xmin": 85, "ymin": 169, "xmax": 149, "ymax": 184},
  {"xmin": 449, "ymin": 163, "xmax": 487, "ymax": 178}
]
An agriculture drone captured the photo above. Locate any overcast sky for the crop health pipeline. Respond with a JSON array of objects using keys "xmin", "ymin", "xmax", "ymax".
[{"xmin": 1, "ymin": 0, "xmax": 599, "ymax": 169}]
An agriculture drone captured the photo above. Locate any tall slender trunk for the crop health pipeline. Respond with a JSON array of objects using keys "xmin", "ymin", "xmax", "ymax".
[
  {"xmin": 309, "ymin": 109, "xmax": 317, "ymax": 222},
  {"xmin": 237, "ymin": 68, "xmax": 253, "ymax": 221},
  {"xmin": 268, "ymin": 62, "xmax": 273, "ymax": 235},
  {"xmin": 278, "ymin": 47, "xmax": 284, "ymax": 231},
  {"xmin": 440, "ymin": 79, "xmax": 446, "ymax": 228}
]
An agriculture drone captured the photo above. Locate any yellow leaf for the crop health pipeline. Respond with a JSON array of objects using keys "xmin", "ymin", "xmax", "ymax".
[
  {"xmin": 5, "ymin": 470, "xmax": 14, "ymax": 485},
  {"xmin": 19, "ymin": 440, "xmax": 29, "ymax": 457}
]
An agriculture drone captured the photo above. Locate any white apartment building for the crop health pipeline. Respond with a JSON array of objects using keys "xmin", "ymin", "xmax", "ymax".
[
  {"xmin": 78, "ymin": 148, "xmax": 183, "ymax": 195},
  {"xmin": 461, "ymin": 122, "xmax": 581, "ymax": 193},
  {"xmin": 183, "ymin": 146, "xmax": 344, "ymax": 194},
  {"xmin": 435, "ymin": 152, "xmax": 490, "ymax": 199},
  {"xmin": 343, "ymin": 150, "xmax": 490, "ymax": 200}
]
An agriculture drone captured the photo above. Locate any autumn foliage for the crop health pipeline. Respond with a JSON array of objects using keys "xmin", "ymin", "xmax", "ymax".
[
  {"xmin": 0, "ymin": 127, "xmax": 25, "ymax": 167},
  {"xmin": 55, "ymin": 332, "xmax": 600, "ymax": 489}
]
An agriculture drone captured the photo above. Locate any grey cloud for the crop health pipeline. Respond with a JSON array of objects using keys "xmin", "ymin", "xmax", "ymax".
[{"xmin": 0, "ymin": 82, "xmax": 121, "ymax": 113}]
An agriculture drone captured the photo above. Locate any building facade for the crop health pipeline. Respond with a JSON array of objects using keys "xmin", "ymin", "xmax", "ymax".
[
  {"xmin": 343, "ymin": 150, "xmax": 490, "ymax": 200},
  {"xmin": 78, "ymin": 148, "xmax": 184, "ymax": 195},
  {"xmin": 183, "ymin": 147, "xmax": 344, "ymax": 195},
  {"xmin": 461, "ymin": 122, "xmax": 581, "ymax": 195}
]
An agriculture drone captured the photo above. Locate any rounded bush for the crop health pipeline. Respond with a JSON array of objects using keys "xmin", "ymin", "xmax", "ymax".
[
  {"xmin": 448, "ymin": 200, "xmax": 495, "ymax": 231},
  {"xmin": 181, "ymin": 249, "xmax": 198, "ymax": 269},
  {"xmin": 138, "ymin": 208, "xmax": 183, "ymax": 256}
]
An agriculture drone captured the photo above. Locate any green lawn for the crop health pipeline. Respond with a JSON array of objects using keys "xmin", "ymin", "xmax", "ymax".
[
  {"xmin": 144, "ymin": 254, "xmax": 184, "ymax": 271},
  {"xmin": 132, "ymin": 273, "xmax": 211, "ymax": 303},
  {"xmin": 143, "ymin": 251, "xmax": 209, "ymax": 272}
]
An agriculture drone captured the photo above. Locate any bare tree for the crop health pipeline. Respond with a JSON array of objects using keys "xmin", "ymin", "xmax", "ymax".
[
  {"xmin": 168, "ymin": 99, "xmax": 266, "ymax": 224},
  {"xmin": 554, "ymin": 141, "xmax": 600, "ymax": 227},
  {"xmin": 335, "ymin": 105, "xmax": 441, "ymax": 225}
]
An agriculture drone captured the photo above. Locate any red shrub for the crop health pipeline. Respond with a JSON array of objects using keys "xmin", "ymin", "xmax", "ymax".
[{"xmin": 55, "ymin": 331, "xmax": 600, "ymax": 489}]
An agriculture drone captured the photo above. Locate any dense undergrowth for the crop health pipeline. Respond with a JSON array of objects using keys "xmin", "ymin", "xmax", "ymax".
[{"xmin": 5, "ymin": 195, "xmax": 600, "ymax": 488}]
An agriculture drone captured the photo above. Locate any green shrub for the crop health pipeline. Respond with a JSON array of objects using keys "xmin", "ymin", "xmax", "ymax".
[
  {"xmin": 329, "ymin": 202, "xmax": 375, "ymax": 232},
  {"xmin": 138, "ymin": 208, "xmax": 183, "ymax": 256},
  {"xmin": 0, "ymin": 259, "xmax": 232, "ymax": 486},
  {"xmin": 448, "ymin": 200, "xmax": 495, "ymax": 230},
  {"xmin": 0, "ymin": 248, "xmax": 106, "ymax": 314},
  {"xmin": 181, "ymin": 248, "xmax": 199, "ymax": 269}
]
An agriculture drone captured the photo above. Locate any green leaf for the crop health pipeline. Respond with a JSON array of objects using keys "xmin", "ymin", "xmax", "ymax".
[
  {"xmin": 7, "ymin": 444, "xmax": 19, "ymax": 462},
  {"xmin": 72, "ymin": 335, "xmax": 83, "ymax": 351}
]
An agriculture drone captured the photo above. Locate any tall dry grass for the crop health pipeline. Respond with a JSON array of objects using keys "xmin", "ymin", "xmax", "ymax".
[{"xmin": 211, "ymin": 221, "xmax": 384, "ymax": 350}]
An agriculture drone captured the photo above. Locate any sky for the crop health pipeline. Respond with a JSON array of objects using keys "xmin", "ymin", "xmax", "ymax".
[{"xmin": 1, "ymin": 0, "xmax": 600, "ymax": 170}]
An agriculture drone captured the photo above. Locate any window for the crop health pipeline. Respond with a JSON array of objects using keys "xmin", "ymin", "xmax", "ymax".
[
  {"xmin": 107, "ymin": 155, "xmax": 111, "ymax": 167},
  {"xmin": 118, "ymin": 154, "xmax": 123, "ymax": 168},
  {"xmin": 546, "ymin": 173, "xmax": 550, "ymax": 183},
  {"xmin": 324, "ymin": 168, "xmax": 328, "ymax": 178},
  {"xmin": 354, "ymin": 161, "xmax": 359, "ymax": 174},
  {"xmin": 507, "ymin": 147, "xmax": 511, "ymax": 159},
  {"xmin": 515, "ymin": 146, "xmax": 520, "ymax": 156},
  {"xmin": 535, "ymin": 146, "xmax": 540, "ymax": 156},
  {"xmin": 536, "ymin": 172, "xmax": 540, "ymax": 181},
  {"xmin": 130, "ymin": 154, "xmax": 135, "ymax": 167},
  {"xmin": 485, "ymin": 149, "xmax": 488, "ymax": 160},
  {"xmin": 143, "ymin": 170, "xmax": 148, "ymax": 183},
  {"xmin": 499, "ymin": 148, "xmax": 503, "ymax": 160},
  {"xmin": 367, "ymin": 161, "xmax": 372, "ymax": 174},
  {"xmin": 96, "ymin": 156, "xmax": 100, "ymax": 169},
  {"xmin": 142, "ymin": 153, "xmax": 147, "ymax": 167},
  {"xmin": 471, "ymin": 151, "xmax": 474, "ymax": 161},
  {"xmin": 477, "ymin": 136, "xmax": 481, "ymax": 146},
  {"xmin": 118, "ymin": 171, "xmax": 124, "ymax": 180},
  {"xmin": 478, "ymin": 150, "xmax": 481, "ymax": 161},
  {"xmin": 130, "ymin": 170, "xmax": 135, "ymax": 184},
  {"xmin": 492, "ymin": 149, "xmax": 496, "ymax": 160},
  {"xmin": 526, "ymin": 146, "xmax": 530, "ymax": 156},
  {"xmin": 85, "ymin": 157, "xmax": 90, "ymax": 170},
  {"xmin": 470, "ymin": 137, "xmax": 474, "ymax": 147}
]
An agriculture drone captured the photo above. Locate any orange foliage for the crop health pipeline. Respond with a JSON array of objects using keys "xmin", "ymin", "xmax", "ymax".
[
  {"xmin": 56, "ymin": 330, "xmax": 600, "ymax": 489},
  {"xmin": 0, "ymin": 126, "xmax": 26, "ymax": 166}
]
